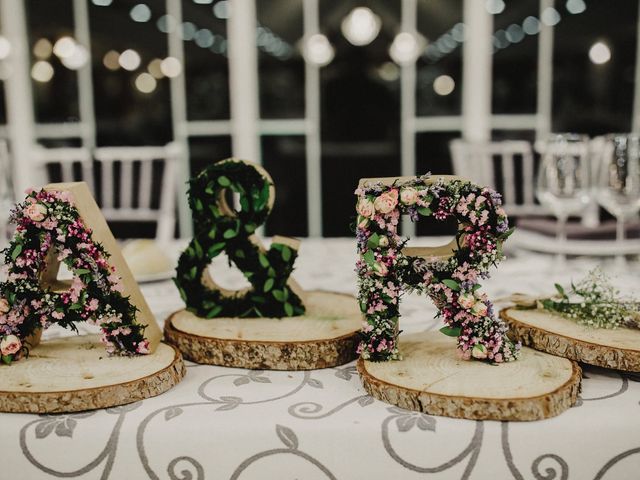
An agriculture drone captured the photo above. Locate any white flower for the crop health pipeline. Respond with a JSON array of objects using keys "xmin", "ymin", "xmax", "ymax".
[
  {"xmin": 0, "ymin": 298, "xmax": 9, "ymax": 314},
  {"xmin": 458, "ymin": 292, "xmax": 475, "ymax": 309},
  {"xmin": 372, "ymin": 261, "xmax": 388, "ymax": 276},
  {"xmin": 378, "ymin": 235, "xmax": 389, "ymax": 247},
  {"xmin": 471, "ymin": 302, "xmax": 488, "ymax": 317},
  {"xmin": 357, "ymin": 215, "xmax": 370, "ymax": 228},
  {"xmin": 0, "ymin": 334, "xmax": 21, "ymax": 356},
  {"xmin": 357, "ymin": 198, "xmax": 375, "ymax": 218},
  {"xmin": 400, "ymin": 187, "xmax": 418, "ymax": 205},
  {"xmin": 471, "ymin": 344, "xmax": 487, "ymax": 359}
]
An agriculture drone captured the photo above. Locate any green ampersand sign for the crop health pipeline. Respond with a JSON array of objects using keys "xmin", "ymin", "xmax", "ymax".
[{"xmin": 175, "ymin": 159, "xmax": 306, "ymax": 318}]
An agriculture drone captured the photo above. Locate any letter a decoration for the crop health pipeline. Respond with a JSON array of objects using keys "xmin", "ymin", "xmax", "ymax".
[
  {"xmin": 354, "ymin": 174, "xmax": 581, "ymax": 421},
  {"xmin": 0, "ymin": 183, "xmax": 184, "ymax": 413}
]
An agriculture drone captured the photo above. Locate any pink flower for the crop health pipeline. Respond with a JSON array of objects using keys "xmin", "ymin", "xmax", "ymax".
[
  {"xmin": 87, "ymin": 298, "xmax": 99, "ymax": 311},
  {"xmin": 52, "ymin": 311, "xmax": 65, "ymax": 320},
  {"xmin": 374, "ymin": 189, "xmax": 398, "ymax": 214},
  {"xmin": 42, "ymin": 218, "xmax": 58, "ymax": 230},
  {"xmin": 400, "ymin": 187, "xmax": 418, "ymax": 205},
  {"xmin": 356, "ymin": 197, "xmax": 375, "ymax": 218},
  {"xmin": 24, "ymin": 203, "xmax": 48, "ymax": 222},
  {"xmin": 458, "ymin": 292, "xmax": 475, "ymax": 309},
  {"xmin": 136, "ymin": 340, "xmax": 150, "ymax": 354},
  {"xmin": 0, "ymin": 298, "xmax": 9, "ymax": 314},
  {"xmin": 0, "ymin": 334, "xmax": 21, "ymax": 355}
]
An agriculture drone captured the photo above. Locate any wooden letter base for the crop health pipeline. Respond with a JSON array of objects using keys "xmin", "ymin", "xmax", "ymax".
[
  {"xmin": 0, "ymin": 336, "xmax": 185, "ymax": 413},
  {"xmin": 357, "ymin": 331, "xmax": 581, "ymax": 421},
  {"xmin": 164, "ymin": 291, "xmax": 361, "ymax": 370},
  {"xmin": 501, "ymin": 307, "xmax": 640, "ymax": 372}
]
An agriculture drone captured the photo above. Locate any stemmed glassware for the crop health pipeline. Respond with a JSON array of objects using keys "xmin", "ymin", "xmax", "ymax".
[
  {"xmin": 596, "ymin": 134, "xmax": 640, "ymax": 268},
  {"xmin": 536, "ymin": 133, "xmax": 591, "ymax": 266}
]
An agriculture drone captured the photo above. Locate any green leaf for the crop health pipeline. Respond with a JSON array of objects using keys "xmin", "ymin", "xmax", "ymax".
[
  {"xmin": 11, "ymin": 244, "xmax": 22, "ymax": 261},
  {"xmin": 367, "ymin": 233, "xmax": 380, "ymax": 249},
  {"xmin": 554, "ymin": 283, "xmax": 566, "ymax": 297},
  {"xmin": 207, "ymin": 227, "xmax": 218, "ymax": 239},
  {"xmin": 267, "ymin": 267, "xmax": 276, "ymax": 278},
  {"xmin": 223, "ymin": 228, "xmax": 238, "ymax": 239},
  {"xmin": 439, "ymin": 326, "xmax": 461, "ymax": 337},
  {"xmin": 188, "ymin": 266, "xmax": 198, "ymax": 280},
  {"xmin": 245, "ymin": 224, "xmax": 256, "ymax": 234},
  {"xmin": 194, "ymin": 199, "xmax": 204, "ymax": 212},
  {"xmin": 69, "ymin": 303, "xmax": 83, "ymax": 311},
  {"xmin": 258, "ymin": 254, "xmax": 270, "ymax": 268},
  {"xmin": 1, "ymin": 354, "xmax": 12, "ymax": 365},
  {"xmin": 363, "ymin": 250, "xmax": 375, "ymax": 266},
  {"xmin": 239, "ymin": 196, "xmax": 250, "ymax": 212},
  {"xmin": 75, "ymin": 268, "xmax": 91, "ymax": 275},
  {"xmin": 418, "ymin": 206, "xmax": 432, "ymax": 216},
  {"xmin": 442, "ymin": 279, "xmax": 460, "ymax": 291},
  {"xmin": 193, "ymin": 240, "xmax": 203, "ymax": 258},
  {"xmin": 272, "ymin": 290, "xmax": 285, "ymax": 302},
  {"xmin": 472, "ymin": 283, "xmax": 482, "ymax": 291},
  {"xmin": 499, "ymin": 227, "xmax": 516, "ymax": 240},
  {"xmin": 206, "ymin": 305, "xmax": 223, "ymax": 318},
  {"xmin": 281, "ymin": 245, "xmax": 291, "ymax": 262},
  {"xmin": 217, "ymin": 175, "xmax": 231, "ymax": 187},
  {"xmin": 235, "ymin": 249, "xmax": 245, "ymax": 259},
  {"xmin": 263, "ymin": 278, "xmax": 274, "ymax": 293},
  {"xmin": 284, "ymin": 302, "xmax": 294, "ymax": 316}
]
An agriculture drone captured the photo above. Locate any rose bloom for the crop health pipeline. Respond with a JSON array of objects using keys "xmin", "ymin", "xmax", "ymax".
[
  {"xmin": 458, "ymin": 292, "xmax": 475, "ymax": 309},
  {"xmin": 374, "ymin": 189, "xmax": 398, "ymax": 214},
  {"xmin": 0, "ymin": 298, "xmax": 10, "ymax": 314},
  {"xmin": 357, "ymin": 197, "xmax": 375, "ymax": 218},
  {"xmin": 372, "ymin": 261, "xmax": 388, "ymax": 276},
  {"xmin": 400, "ymin": 187, "xmax": 418, "ymax": 205},
  {"xmin": 0, "ymin": 334, "xmax": 22, "ymax": 356},
  {"xmin": 24, "ymin": 202, "xmax": 48, "ymax": 222},
  {"xmin": 471, "ymin": 343, "xmax": 488, "ymax": 360},
  {"xmin": 471, "ymin": 301, "xmax": 488, "ymax": 317},
  {"xmin": 378, "ymin": 235, "xmax": 389, "ymax": 247}
]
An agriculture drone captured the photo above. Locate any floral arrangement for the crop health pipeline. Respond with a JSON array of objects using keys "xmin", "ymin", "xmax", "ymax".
[
  {"xmin": 526, "ymin": 269, "xmax": 640, "ymax": 330},
  {"xmin": 355, "ymin": 174, "xmax": 520, "ymax": 363},
  {"xmin": 175, "ymin": 159, "xmax": 305, "ymax": 318},
  {"xmin": 0, "ymin": 188, "xmax": 149, "ymax": 365}
]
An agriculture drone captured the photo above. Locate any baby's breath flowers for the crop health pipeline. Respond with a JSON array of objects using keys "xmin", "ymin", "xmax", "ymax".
[
  {"xmin": 355, "ymin": 175, "xmax": 520, "ymax": 364},
  {"xmin": 538, "ymin": 269, "xmax": 640, "ymax": 330}
]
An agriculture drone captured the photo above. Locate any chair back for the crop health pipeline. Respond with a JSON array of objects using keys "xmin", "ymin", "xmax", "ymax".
[
  {"xmin": 449, "ymin": 139, "xmax": 545, "ymax": 217},
  {"xmin": 93, "ymin": 143, "xmax": 180, "ymax": 244}
]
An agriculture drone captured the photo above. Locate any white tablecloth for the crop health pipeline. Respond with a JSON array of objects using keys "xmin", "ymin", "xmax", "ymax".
[{"xmin": 2, "ymin": 239, "xmax": 639, "ymax": 480}]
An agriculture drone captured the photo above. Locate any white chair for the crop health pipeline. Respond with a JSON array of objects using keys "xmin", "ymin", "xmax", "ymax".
[
  {"xmin": 31, "ymin": 145, "xmax": 95, "ymax": 191},
  {"xmin": 93, "ymin": 142, "xmax": 180, "ymax": 244},
  {"xmin": 449, "ymin": 139, "xmax": 547, "ymax": 217}
]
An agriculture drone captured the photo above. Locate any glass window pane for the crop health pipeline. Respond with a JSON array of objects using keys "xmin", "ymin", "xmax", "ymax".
[
  {"xmin": 256, "ymin": 0, "xmax": 304, "ymax": 119},
  {"xmin": 552, "ymin": 1, "xmax": 637, "ymax": 134},
  {"xmin": 491, "ymin": 0, "xmax": 538, "ymax": 114},
  {"xmin": 27, "ymin": 0, "xmax": 79, "ymax": 124},
  {"xmin": 90, "ymin": 0, "xmax": 172, "ymax": 145},
  {"xmin": 416, "ymin": 0, "xmax": 463, "ymax": 116},
  {"xmin": 188, "ymin": 136, "xmax": 232, "ymax": 178},
  {"xmin": 183, "ymin": 1, "xmax": 230, "ymax": 121},
  {"xmin": 262, "ymin": 135, "xmax": 307, "ymax": 236},
  {"xmin": 320, "ymin": 0, "xmax": 401, "ymax": 236}
]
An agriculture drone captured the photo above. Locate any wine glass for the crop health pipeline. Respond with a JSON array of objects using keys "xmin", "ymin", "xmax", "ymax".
[
  {"xmin": 596, "ymin": 134, "xmax": 640, "ymax": 268},
  {"xmin": 536, "ymin": 133, "xmax": 591, "ymax": 266}
]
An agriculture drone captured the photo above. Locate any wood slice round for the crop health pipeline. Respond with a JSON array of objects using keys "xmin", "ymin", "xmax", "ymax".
[
  {"xmin": 357, "ymin": 331, "xmax": 581, "ymax": 421},
  {"xmin": 501, "ymin": 307, "xmax": 640, "ymax": 372},
  {"xmin": 0, "ymin": 335, "xmax": 185, "ymax": 414},
  {"xmin": 164, "ymin": 290, "xmax": 361, "ymax": 370}
]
